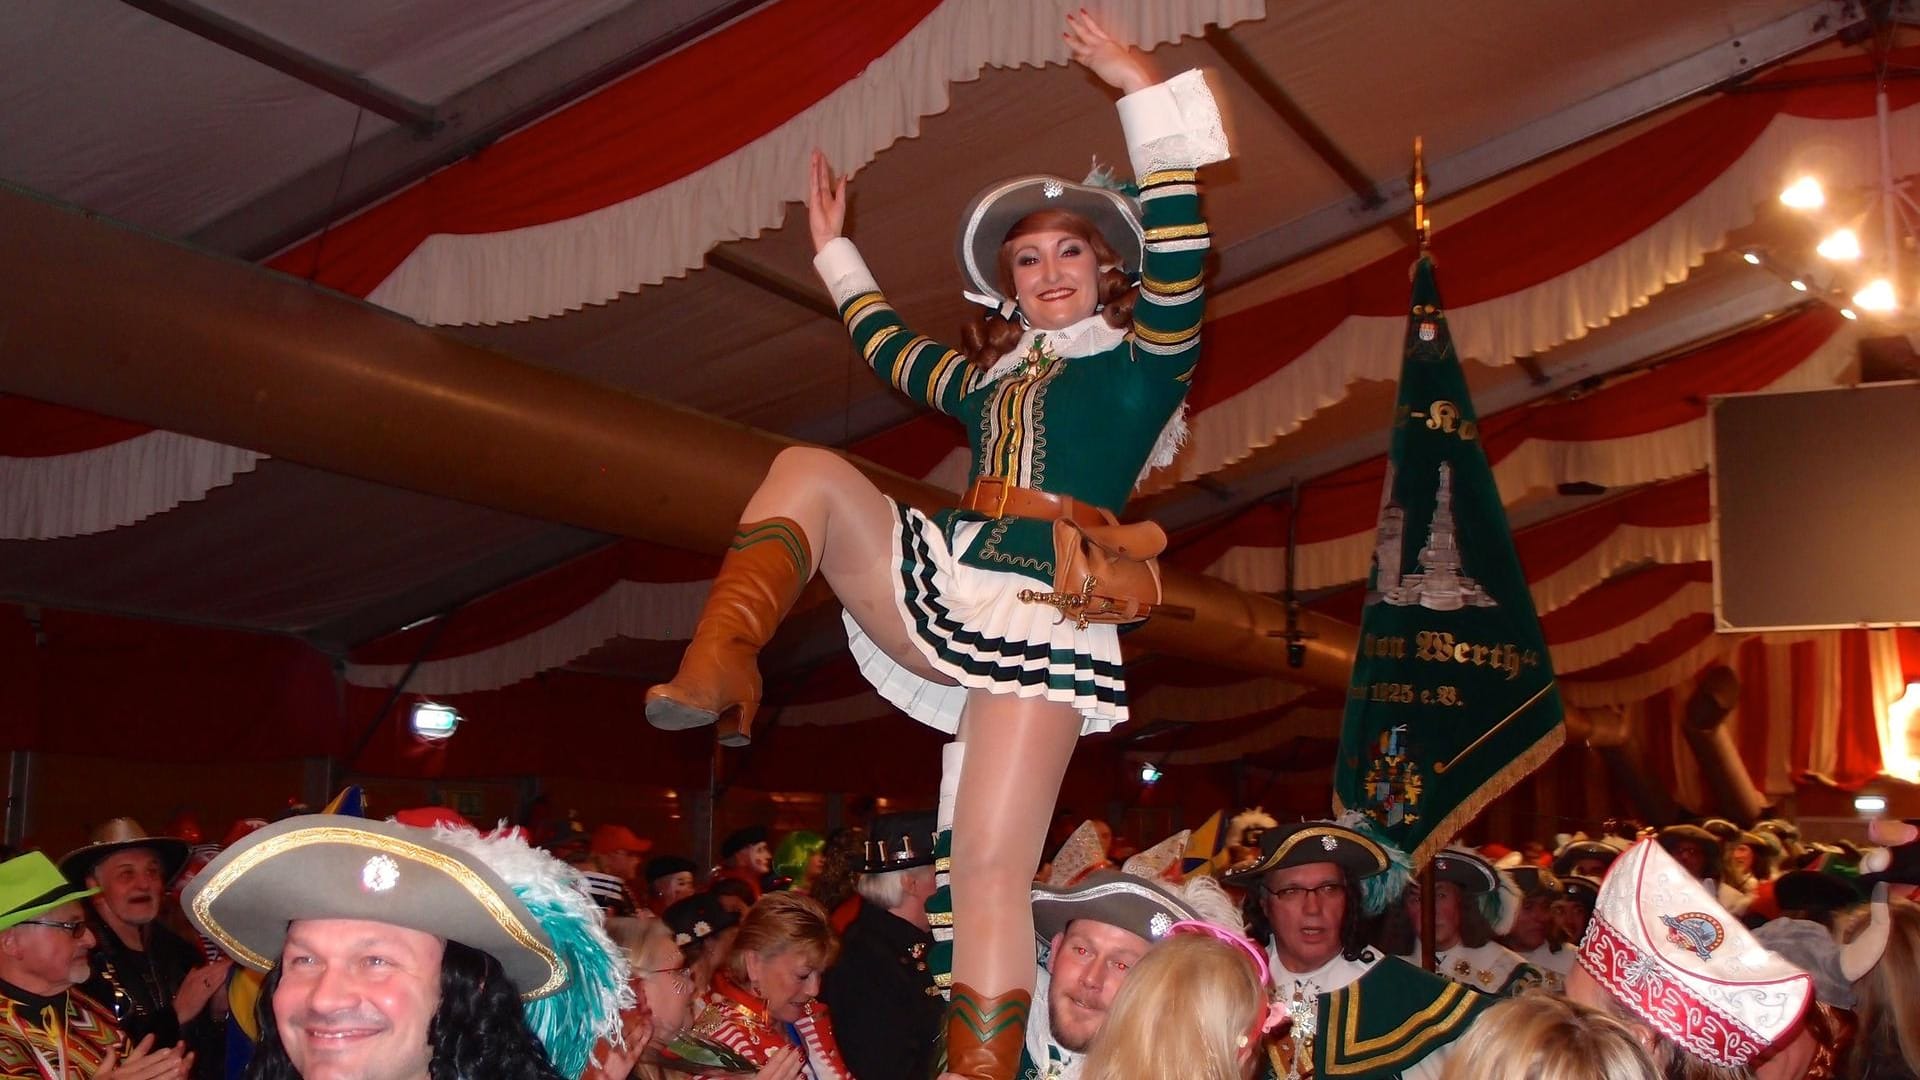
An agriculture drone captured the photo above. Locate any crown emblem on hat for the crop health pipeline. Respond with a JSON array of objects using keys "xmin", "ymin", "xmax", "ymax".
[
  {"xmin": 1659, "ymin": 912, "xmax": 1725, "ymax": 960},
  {"xmin": 361, "ymin": 854, "xmax": 399, "ymax": 893}
]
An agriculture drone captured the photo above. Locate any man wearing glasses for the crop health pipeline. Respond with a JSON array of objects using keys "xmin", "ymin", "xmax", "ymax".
[
  {"xmin": 1225, "ymin": 821, "xmax": 1489, "ymax": 1080},
  {"xmin": 0, "ymin": 852, "xmax": 193, "ymax": 1080}
]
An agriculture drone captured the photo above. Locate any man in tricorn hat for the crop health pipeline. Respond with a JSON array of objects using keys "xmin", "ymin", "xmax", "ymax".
[
  {"xmin": 183, "ymin": 814, "xmax": 631, "ymax": 1080},
  {"xmin": 820, "ymin": 812, "xmax": 943, "ymax": 1080},
  {"xmin": 1014, "ymin": 836, "xmax": 1243, "ymax": 1080},
  {"xmin": 0, "ymin": 851, "xmax": 192, "ymax": 1080},
  {"xmin": 1226, "ymin": 820, "xmax": 1490, "ymax": 1079},
  {"xmin": 61, "ymin": 818, "xmax": 229, "ymax": 1079}
]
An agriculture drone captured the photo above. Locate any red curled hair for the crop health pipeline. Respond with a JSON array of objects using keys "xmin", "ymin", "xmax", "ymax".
[{"xmin": 958, "ymin": 209, "xmax": 1138, "ymax": 372}]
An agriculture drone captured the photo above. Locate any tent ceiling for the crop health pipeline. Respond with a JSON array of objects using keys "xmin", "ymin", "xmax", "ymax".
[{"xmin": 0, "ymin": 0, "xmax": 1891, "ymax": 693}]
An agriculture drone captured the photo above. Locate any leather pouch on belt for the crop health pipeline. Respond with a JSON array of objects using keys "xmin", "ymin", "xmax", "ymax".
[{"xmin": 1018, "ymin": 518, "xmax": 1167, "ymax": 628}]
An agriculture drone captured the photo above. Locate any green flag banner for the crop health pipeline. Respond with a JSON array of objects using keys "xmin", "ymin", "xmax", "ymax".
[{"xmin": 1332, "ymin": 256, "xmax": 1565, "ymax": 868}]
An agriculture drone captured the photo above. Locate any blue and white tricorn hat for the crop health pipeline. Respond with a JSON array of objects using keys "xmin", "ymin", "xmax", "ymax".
[
  {"xmin": 954, "ymin": 172, "xmax": 1144, "ymax": 307},
  {"xmin": 183, "ymin": 815, "xmax": 631, "ymax": 1079}
]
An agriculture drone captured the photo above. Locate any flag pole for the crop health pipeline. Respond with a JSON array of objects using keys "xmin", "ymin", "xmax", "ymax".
[{"xmin": 1409, "ymin": 135, "xmax": 1440, "ymax": 974}]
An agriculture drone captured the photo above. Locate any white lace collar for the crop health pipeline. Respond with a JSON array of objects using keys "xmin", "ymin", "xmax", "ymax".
[{"xmin": 982, "ymin": 315, "xmax": 1129, "ymax": 382}]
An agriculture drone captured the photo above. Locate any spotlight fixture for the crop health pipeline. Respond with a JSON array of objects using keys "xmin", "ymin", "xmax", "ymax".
[
  {"xmin": 1742, "ymin": 251, "xmax": 1762, "ymax": 265},
  {"xmin": 1789, "ymin": 279, "xmax": 1809, "ymax": 292},
  {"xmin": 410, "ymin": 701, "xmax": 461, "ymax": 740},
  {"xmin": 1138, "ymin": 762, "xmax": 1162, "ymax": 784},
  {"xmin": 1817, "ymin": 228, "xmax": 1862, "ymax": 262},
  {"xmin": 1779, "ymin": 176, "xmax": 1825, "ymax": 210},
  {"xmin": 1841, "ymin": 307, "xmax": 1859, "ymax": 320},
  {"xmin": 1854, "ymin": 793, "xmax": 1889, "ymax": 814}
]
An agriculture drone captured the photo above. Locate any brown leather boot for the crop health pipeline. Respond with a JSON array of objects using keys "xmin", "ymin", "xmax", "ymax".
[
  {"xmin": 646, "ymin": 517, "xmax": 810, "ymax": 747},
  {"xmin": 942, "ymin": 983, "xmax": 1030, "ymax": 1080}
]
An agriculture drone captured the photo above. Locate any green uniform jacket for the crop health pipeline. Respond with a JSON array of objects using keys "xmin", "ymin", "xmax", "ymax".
[{"xmin": 834, "ymin": 168, "xmax": 1208, "ymax": 587}]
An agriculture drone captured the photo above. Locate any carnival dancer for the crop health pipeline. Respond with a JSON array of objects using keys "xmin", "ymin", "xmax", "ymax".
[
  {"xmin": 0, "ymin": 852, "xmax": 192, "ymax": 1080},
  {"xmin": 644, "ymin": 13, "xmax": 1227, "ymax": 1080},
  {"xmin": 181, "ymin": 815, "xmax": 632, "ymax": 1080},
  {"xmin": 1226, "ymin": 822, "xmax": 1489, "ymax": 1080}
]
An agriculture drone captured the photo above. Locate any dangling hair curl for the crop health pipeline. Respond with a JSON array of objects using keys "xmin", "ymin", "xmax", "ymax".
[{"xmin": 959, "ymin": 209, "xmax": 1138, "ymax": 372}]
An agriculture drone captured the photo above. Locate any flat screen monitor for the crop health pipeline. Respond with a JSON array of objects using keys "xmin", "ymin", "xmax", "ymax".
[{"xmin": 1711, "ymin": 380, "xmax": 1920, "ymax": 631}]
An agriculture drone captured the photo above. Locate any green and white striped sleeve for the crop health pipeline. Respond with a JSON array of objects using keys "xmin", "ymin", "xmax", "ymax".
[
  {"xmin": 1117, "ymin": 69, "xmax": 1229, "ymax": 381},
  {"xmin": 813, "ymin": 238, "xmax": 981, "ymax": 417}
]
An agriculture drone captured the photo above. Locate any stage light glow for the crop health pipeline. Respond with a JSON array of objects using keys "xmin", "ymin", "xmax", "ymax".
[
  {"xmin": 1742, "ymin": 251, "xmax": 1762, "ymax": 265},
  {"xmin": 1852, "ymin": 277, "xmax": 1899, "ymax": 312},
  {"xmin": 1789, "ymin": 279, "xmax": 1809, "ymax": 292},
  {"xmin": 1779, "ymin": 176, "xmax": 1825, "ymax": 209},
  {"xmin": 1855, "ymin": 794, "xmax": 1888, "ymax": 814},
  {"xmin": 1139, "ymin": 763, "xmax": 1162, "ymax": 784},
  {"xmin": 1840, "ymin": 307, "xmax": 1858, "ymax": 320},
  {"xmin": 1816, "ymin": 228, "xmax": 1861, "ymax": 261}
]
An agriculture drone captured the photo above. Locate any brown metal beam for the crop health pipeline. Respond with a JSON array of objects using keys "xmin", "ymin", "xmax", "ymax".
[
  {"xmin": 707, "ymin": 248, "xmax": 840, "ymax": 320},
  {"xmin": 0, "ymin": 184, "xmax": 1357, "ymax": 689},
  {"xmin": 1202, "ymin": 27, "xmax": 1382, "ymax": 209},
  {"xmin": 117, "ymin": 0, "xmax": 437, "ymax": 132}
]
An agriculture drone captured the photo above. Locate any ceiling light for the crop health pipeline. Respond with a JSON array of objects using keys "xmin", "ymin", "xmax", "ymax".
[
  {"xmin": 1816, "ymin": 228, "xmax": 1861, "ymax": 261},
  {"xmin": 1852, "ymin": 277, "xmax": 1899, "ymax": 312},
  {"xmin": 1779, "ymin": 176, "xmax": 1825, "ymax": 210},
  {"xmin": 410, "ymin": 701, "xmax": 461, "ymax": 740},
  {"xmin": 1139, "ymin": 762, "xmax": 1162, "ymax": 784},
  {"xmin": 1840, "ymin": 307, "xmax": 1858, "ymax": 320},
  {"xmin": 1789, "ymin": 279, "xmax": 1809, "ymax": 292},
  {"xmin": 1742, "ymin": 251, "xmax": 1762, "ymax": 265},
  {"xmin": 1855, "ymin": 793, "xmax": 1888, "ymax": 814}
]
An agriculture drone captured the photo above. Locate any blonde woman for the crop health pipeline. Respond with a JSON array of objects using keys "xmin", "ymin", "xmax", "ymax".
[
  {"xmin": 1850, "ymin": 897, "xmax": 1919, "ymax": 1079},
  {"xmin": 692, "ymin": 892, "xmax": 849, "ymax": 1080},
  {"xmin": 1081, "ymin": 926, "xmax": 1276, "ymax": 1080},
  {"xmin": 587, "ymin": 917, "xmax": 701, "ymax": 1080},
  {"xmin": 1438, "ymin": 992, "xmax": 1658, "ymax": 1080}
]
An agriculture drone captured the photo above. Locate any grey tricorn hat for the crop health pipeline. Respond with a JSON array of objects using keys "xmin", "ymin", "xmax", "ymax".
[
  {"xmin": 1031, "ymin": 869, "xmax": 1198, "ymax": 945},
  {"xmin": 183, "ymin": 814, "xmax": 565, "ymax": 999},
  {"xmin": 1502, "ymin": 864, "xmax": 1563, "ymax": 897},
  {"xmin": 955, "ymin": 174, "xmax": 1144, "ymax": 306}
]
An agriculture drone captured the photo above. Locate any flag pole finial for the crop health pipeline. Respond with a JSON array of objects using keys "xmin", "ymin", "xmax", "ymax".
[{"xmin": 1411, "ymin": 136, "xmax": 1430, "ymax": 252}]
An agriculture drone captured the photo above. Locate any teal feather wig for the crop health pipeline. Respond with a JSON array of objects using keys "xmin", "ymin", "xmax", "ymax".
[
  {"xmin": 1335, "ymin": 811, "xmax": 1413, "ymax": 917},
  {"xmin": 434, "ymin": 824, "xmax": 634, "ymax": 1079}
]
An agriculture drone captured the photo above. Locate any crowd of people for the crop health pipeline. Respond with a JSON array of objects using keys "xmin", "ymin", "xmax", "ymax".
[{"xmin": 0, "ymin": 799, "xmax": 1912, "ymax": 1080}]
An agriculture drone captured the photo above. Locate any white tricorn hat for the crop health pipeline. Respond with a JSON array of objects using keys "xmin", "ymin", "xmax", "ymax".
[{"xmin": 1577, "ymin": 839, "xmax": 1812, "ymax": 1068}]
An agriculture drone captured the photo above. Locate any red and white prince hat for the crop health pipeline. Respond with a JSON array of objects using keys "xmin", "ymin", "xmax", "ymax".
[{"xmin": 1577, "ymin": 839, "xmax": 1812, "ymax": 1068}]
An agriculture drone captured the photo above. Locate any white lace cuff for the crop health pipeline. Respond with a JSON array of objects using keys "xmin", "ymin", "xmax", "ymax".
[
  {"xmin": 810, "ymin": 236, "xmax": 880, "ymax": 308},
  {"xmin": 1116, "ymin": 68, "xmax": 1230, "ymax": 178}
]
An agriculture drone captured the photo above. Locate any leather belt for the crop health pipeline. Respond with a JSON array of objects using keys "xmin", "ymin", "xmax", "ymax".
[{"xmin": 962, "ymin": 476, "xmax": 1115, "ymax": 529}]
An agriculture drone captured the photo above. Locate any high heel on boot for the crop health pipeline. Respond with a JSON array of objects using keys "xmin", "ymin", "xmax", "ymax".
[{"xmin": 645, "ymin": 517, "xmax": 809, "ymax": 747}]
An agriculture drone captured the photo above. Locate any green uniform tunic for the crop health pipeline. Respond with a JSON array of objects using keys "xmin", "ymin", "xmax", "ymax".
[{"xmin": 814, "ymin": 156, "xmax": 1209, "ymax": 734}]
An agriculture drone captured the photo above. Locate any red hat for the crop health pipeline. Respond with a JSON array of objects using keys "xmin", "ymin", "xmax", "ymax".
[
  {"xmin": 392, "ymin": 806, "xmax": 475, "ymax": 831},
  {"xmin": 221, "ymin": 818, "xmax": 270, "ymax": 848},
  {"xmin": 590, "ymin": 824, "xmax": 651, "ymax": 856}
]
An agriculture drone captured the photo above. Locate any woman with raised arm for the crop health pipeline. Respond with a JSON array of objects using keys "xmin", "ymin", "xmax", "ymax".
[{"xmin": 646, "ymin": 13, "xmax": 1228, "ymax": 1080}]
